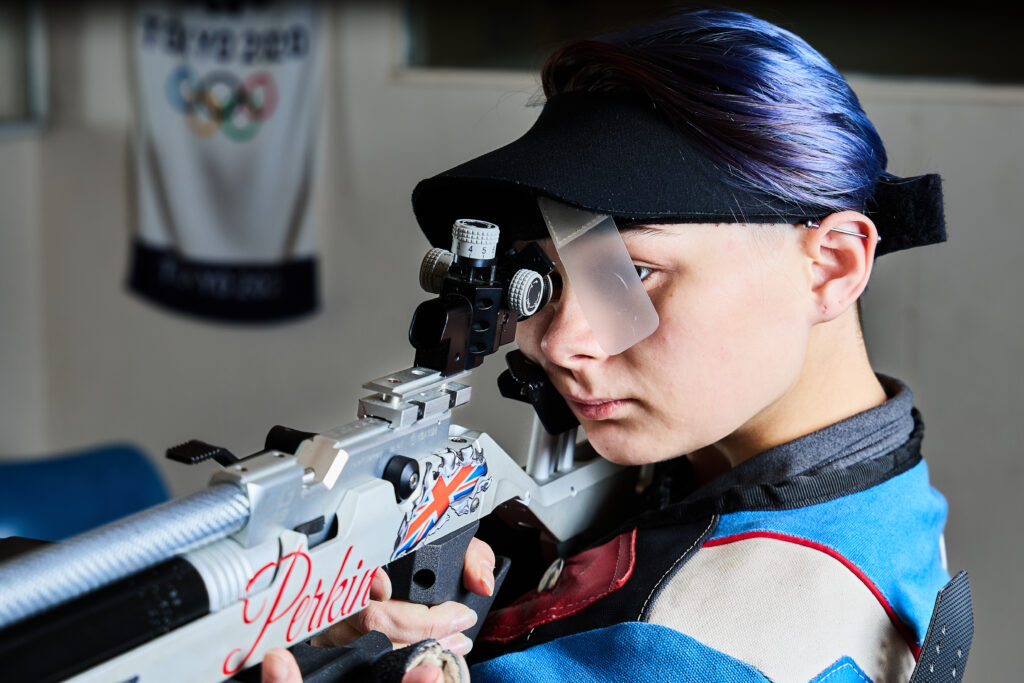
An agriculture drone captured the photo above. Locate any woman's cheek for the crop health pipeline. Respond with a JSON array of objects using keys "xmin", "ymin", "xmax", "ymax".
[{"xmin": 518, "ymin": 304, "xmax": 559, "ymax": 358}]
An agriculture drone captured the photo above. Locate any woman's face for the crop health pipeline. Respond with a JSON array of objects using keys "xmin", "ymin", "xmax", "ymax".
[{"xmin": 516, "ymin": 223, "xmax": 814, "ymax": 466}]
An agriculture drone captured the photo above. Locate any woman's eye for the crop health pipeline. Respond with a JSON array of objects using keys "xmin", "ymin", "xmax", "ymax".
[{"xmin": 634, "ymin": 264, "xmax": 653, "ymax": 281}]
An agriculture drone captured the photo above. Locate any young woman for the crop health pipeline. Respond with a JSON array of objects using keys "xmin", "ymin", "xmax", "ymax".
[{"xmin": 264, "ymin": 7, "xmax": 959, "ymax": 682}]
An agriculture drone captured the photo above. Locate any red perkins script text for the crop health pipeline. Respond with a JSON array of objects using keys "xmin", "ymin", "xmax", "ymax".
[{"xmin": 223, "ymin": 544, "xmax": 377, "ymax": 675}]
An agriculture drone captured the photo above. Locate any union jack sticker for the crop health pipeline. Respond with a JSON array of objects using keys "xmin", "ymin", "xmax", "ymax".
[{"xmin": 392, "ymin": 443, "xmax": 489, "ymax": 560}]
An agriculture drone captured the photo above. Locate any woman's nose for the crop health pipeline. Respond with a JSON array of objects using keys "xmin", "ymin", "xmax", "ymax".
[{"xmin": 539, "ymin": 283, "xmax": 609, "ymax": 367}]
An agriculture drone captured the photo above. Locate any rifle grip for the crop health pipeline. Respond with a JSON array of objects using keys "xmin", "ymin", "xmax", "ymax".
[
  {"xmin": 387, "ymin": 522, "xmax": 510, "ymax": 642},
  {"xmin": 232, "ymin": 632, "xmax": 392, "ymax": 682}
]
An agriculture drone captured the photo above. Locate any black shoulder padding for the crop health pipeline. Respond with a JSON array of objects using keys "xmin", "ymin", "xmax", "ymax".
[{"xmin": 909, "ymin": 570, "xmax": 973, "ymax": 683}]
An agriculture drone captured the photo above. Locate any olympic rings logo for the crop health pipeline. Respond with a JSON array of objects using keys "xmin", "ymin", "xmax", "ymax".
[{"xmin": 165, "ymin": 66, "xmax": 278, "ymax": 142}]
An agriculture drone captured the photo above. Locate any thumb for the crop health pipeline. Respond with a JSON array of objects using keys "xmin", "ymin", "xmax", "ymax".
[
  {"xmin": 262, "ymin": 648, "xmax": 303, "ymax": 683},
  {"xmin": 402, "ymin": 663, "xmax": 444, "ymax": 683}
]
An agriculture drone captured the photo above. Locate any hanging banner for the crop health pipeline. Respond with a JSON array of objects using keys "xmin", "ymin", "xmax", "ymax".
[{"xmin": 128, "ymin": 1, "xmax": 325, "ymax": 322}]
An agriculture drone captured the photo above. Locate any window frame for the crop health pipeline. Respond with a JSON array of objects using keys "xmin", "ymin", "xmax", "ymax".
[{"xmin": 0, "ymin": 2, "xmax": 49, "ymax": 140}]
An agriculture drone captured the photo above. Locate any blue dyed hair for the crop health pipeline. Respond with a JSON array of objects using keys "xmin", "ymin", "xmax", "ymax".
[{"xmin": 541, "ymin": 7, "xmax": 888, "ymax": 215}]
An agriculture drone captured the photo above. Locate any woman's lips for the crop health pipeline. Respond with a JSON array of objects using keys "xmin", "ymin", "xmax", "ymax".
[{"xmin": 565, "ymin": 396, "xmax": 630, "ymax": 420}]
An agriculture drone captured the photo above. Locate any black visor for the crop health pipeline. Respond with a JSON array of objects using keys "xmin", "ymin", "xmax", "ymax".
[{"xmin": 412, "ymin": 91, "xmax": 945, "ymax": 257}]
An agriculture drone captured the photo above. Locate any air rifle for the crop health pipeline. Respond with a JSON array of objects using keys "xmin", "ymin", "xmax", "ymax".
[{"xmin": 0, "ymin": 219, "xmax": 635, "ymax": 682}]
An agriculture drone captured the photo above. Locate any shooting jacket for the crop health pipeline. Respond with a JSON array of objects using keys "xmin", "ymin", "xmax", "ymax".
[{"xmin": 469, "ymin": 409, "xmax": 951, "ymax": 682}]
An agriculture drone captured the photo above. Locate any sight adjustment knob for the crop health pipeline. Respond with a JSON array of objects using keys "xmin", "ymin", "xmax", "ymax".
[
  {"xmin": 383, "ymin": 455, "xmax": 420, "ymax": 502},
  {"xmin": 508, "ymin": 269, "xmax": 545, "ymax": 317},
  {"xmin": 419, "ymin": 248, "xmax": 454, "ymax": 293},
  {"xmin": 451, "ymin": 219, "xmax": 500, "ymax": 261}
]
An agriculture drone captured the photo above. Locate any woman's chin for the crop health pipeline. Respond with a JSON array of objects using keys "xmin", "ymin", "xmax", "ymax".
[{"xmin": 583, "ymin": 426, "xmax": 662, "ymax": 466}]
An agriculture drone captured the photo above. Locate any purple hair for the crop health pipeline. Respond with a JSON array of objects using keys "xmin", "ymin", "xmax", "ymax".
[{"xmin": 541, "ymin": 8, "xmax": 888, "ymax": 215}]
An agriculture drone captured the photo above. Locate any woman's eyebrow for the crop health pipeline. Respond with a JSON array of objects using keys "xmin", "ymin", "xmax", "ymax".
[{"xmin": 622, "ymin": 225, "xmax": 671, "ymax": 239}]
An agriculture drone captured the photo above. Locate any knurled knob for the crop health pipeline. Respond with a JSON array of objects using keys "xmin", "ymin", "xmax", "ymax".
[
  {"xmin": 508, "ymin": 269, "xmax": 545, "ymax": 317},
  {"xmin": 166, "ymin": 439, "xmax": 239, "ymax": 467},
  {"xmin": 451, "ymin": 219, "xmax": 500, "ymax": 260},
  {"xmin": 419, "ymin": 248, "xmax": 454, "ymax": 293}
]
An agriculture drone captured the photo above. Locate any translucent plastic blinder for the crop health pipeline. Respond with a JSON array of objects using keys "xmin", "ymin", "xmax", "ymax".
[{"xmin": 537, "ymin": 196, "xmax": 659, "ymax": 355}]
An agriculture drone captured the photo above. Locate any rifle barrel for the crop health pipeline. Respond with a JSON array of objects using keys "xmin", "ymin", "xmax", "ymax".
[{"xmin": 0, "ymin": 482, "xmax": 249, "ymax": 628}]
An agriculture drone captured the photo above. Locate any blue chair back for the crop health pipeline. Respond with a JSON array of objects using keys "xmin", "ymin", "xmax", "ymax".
[{"xmin": 0, "ymin": 443, "xmax": 169, "ymax": 541}]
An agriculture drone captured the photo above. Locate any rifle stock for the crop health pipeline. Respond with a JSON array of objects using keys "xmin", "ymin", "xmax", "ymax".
[{"xmin": 0, "ymin": 366, "xmax": 631, "ymax": 682}]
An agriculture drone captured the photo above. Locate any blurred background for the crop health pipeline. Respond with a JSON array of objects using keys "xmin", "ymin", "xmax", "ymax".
[{"xmin": 1, "ymin": 1, "xmax": 1020, "ymax": 679}]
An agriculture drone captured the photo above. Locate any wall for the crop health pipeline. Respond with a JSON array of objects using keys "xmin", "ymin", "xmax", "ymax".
[
  {"xmin": 856, "ymin": 80, "xmax": 1024, "ymax": 681},
  {"xmin": 0, "ymin": 3, "xmax": 539, "ymax": 497},
  {"xmin": 0, "ymin": 136, "xmax": 46, "ymax": 454},
  {"xmin": 0, "ymin": 2, "xmax": 1019, "ymax": 679}
]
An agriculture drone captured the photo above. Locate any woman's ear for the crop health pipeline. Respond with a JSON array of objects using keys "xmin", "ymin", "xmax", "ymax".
[{"xmin": 801, "ymin": 211, "xmax": 878, "ymax": 323}]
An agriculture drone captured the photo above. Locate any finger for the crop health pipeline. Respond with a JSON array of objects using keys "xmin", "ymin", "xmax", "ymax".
[
  {"xmin": 261, "ymin": 648, "xmax": 302, "ymax": 683},
  {"xmin": 310, "ymin": 618, "xmax": 363, "ymax": 648},
  {"xmin": 370, "ymin": 568, "xmax": 392, "ymax": 601},
  {"xmin": 356, "ymin": 600, "xmax": 477, "ymax": 644},
  {"xmin": 312, "ymin": 569, "xmax": 389, "ymax": 647},
  {"xmin": 438, "ymin": 632, "xmax": 473, "ymax": 656},
  {"xmin": 402, "ymin": 663, "xmax": 444, "ymax": 683},
  {"xmin": 462, "ymin": 537, "xmax": 496, "ymax": 597}
]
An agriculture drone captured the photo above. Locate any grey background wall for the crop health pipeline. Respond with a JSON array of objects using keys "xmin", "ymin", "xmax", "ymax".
[{"xmin": 0, "ymin": 3, "xmax": 1019, "ymax": 679}]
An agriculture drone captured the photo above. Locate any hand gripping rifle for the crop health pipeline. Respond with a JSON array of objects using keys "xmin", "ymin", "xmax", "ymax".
[{"xmin": 0, "ymin": 219, "xmax": 635, "ymax": 682}]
